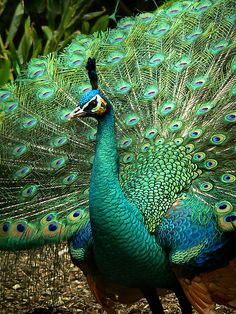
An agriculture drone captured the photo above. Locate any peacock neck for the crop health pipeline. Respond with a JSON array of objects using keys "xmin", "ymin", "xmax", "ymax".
[
  {"xmin": 91, "ymin": 105, "xmax": 119, "ymax": 187},
  {"xmin": 88, "ymin": 103, "xmax": 175, "ymax": 288},
  {"xmin": 89, "ymin": 104, "xmax": 140, "ymax": 218}
]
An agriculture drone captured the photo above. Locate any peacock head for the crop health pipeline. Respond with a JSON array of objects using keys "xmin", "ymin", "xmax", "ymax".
[
  {"xmin": 69, "ymin": 57, "xmax": 109, "ymax": 120},
  {"xmin": 69, "ymin": 89, "xmax": 108, "ymax": 120}
]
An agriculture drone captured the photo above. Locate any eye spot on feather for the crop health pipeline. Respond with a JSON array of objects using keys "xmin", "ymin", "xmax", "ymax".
[
  {"xmin": 21, "ymin": 184, "xmax": 38, "ymax": 198},
  {"xmin": 185, "ymin": 144, "xmax": 195, "ymax": 153},
  {"xmin": 138, "ymin": 13, "xmax": 154, "ymax": 24},
  {"xmin": 210, "ymin": 134, "xmax": 226, "ymax": 145},
  {"xmin": 66, "ymin": 54, "xmax": 84, "ymax": 68},
  {"xmin": 67, "ymin": 41, "xmax": 87, "ymax": 53},
  {"xmin": 12, "ymin": 144, "xmax": 28, "ymax": 157},
  {"xmin": 21, "ymin": 116, "xmax": 38, "ymax": 129},
  {"xmin": 188, "ymin": 129, "xmax": 203, "ymax": 139},
  {"xmin": 144, "ymin": 128, "xmax": 158, "ymax": 140},
  {"xmin": 199, "ymin": 181, "xmax": 213, "ymax": 191},
  {"xmin": 50, "ymin": 135, "xmax": 68, "ymax": 147},
  {"xmin": 4, "ymin": 101, "xmax": 19, "ymax": 113},
  {"xmin": 3, "ymin": 223, "xmax": 9, "ymax": 232},
  {"xmin": 165, "ymin": 3, "xmax": 183, "ymax": 17},
  {"xmin": 209, "ymin": 40, "xmax": 229, "ymax": 54},
  {"xmin": 62, "ymin": 172, "xmax": 78, "ymax": 185},
  {"xmin": 122, "ymin": 23, "xmax": 133, "ymax": 29},
  {"xmin": 114, "ymin": 81, "xmax": 132, "ymax": 94},
  {"xmin": 218, "ymin": 211, "xmax": 236, "ymax": 231},
  {"xmin": 196, "ymin": 102, "xmax": 215, "ymax": 116},
  {"xmin": 185, "ymin": 29, "xmax": 202, "ymax": 43},
  {"xmin": 48, "ymin": 223, "xmax": 58, "ymax": 232},
  {"xmin": 215, "ymin": 201, "xmax": 233, "ymax": 214},
  {"xmin": 58, "ymin": 109, "xmax": 72, "ymax": 123},
  {"xmin": 172, "ymin": 56, "xmax": 191, "ymax": 72},
  {"xmin": 221, "ymin": 174, "xmax": 236, "ymax": 183},
  {"xmin": 151, "ymin": 23, "xmax": 171, "ymax": 37},
  {"xmin": 67, "ymin": 175, "xmax": 75, "ymax": 183},
  {"xmin": 17, "ymin": 223, "xmax": 25, "ymax": 233},
  {"xmin": 224, "ymin": 112, "xmax": 236, "ymax": 123},
  {"xmin": 193, "ymin": 152, "xmax": 206, "ymax": 162},
  {"xmin": 123, "ymin": 154, "xmax": 134, "ymax": 163},
  {"xmin": 32, "ymin": 69, "xmax": 44, "ymax": 78},
  {"xmin": 197, "ymin": 107, "xmax": 208, "ymax": 114},
  {"xmin": 119, "ymin": 137, "xmax": 133, "ymax": 149},
  {"xmin": 141, "ymin": 143, "xmax": 150, "ymax": 152},
  {"xmin": 46, "ymin": 215, "xmax": 53, "ymax": 222},
  {"xmin": 194, "ymin": 1, "xmax": 211, "ymax": 13},
  {"xmin": 78, "ymin": 37, "xmax": 92, "ymax": 46},
  {"xmin": 73, "ymin": 83, "xmax": 92, "ymax": 97},
  {"xmin": 107, "ymin": 52, "xmax": 124, "ymax": 64},
  {"xmin": 37, "ymin": 86, "xmax": 55, "ymax": 100},
  {"xmin": 143, "ymin": 86, "xmax": 159, "ymax": 100},
  {"xmin": 155, "ymin": 137, "xmax": 165, "ymax": 145},
  {"xmin": 118, "ymin": 18, "xmax": 135, "ymax": 31},
  {"xmin": 204, "ymin": 159, "xmax": 218, "ymax": 170},
  {"xmin": 14, "ymin": 166, "xmax": 32, "ymax": 180},
  {"xmin": 188, "ymin": 76, "xmax": 208, "ymax": 90},
  {"xmin": 124, "ymin": 114, "xmax": 140, "ymax": 127},
  {"xmin": 66, "ymin": 209, "xmax": 83, "ymax": 223},
  {"xmin": 224, "ymin": 214, "xmax": 236, "ymax": 223},
  {"xmin": 168, "ymin": 120, "xmax": 183, "ymax": 132},
  {"xmin": 50, "ymin": 156, "xmax": 67, "ymax": 170},
  {"xmin": 174, "ymin": 137, "xmax": 183, "ymax": 145},
  {"xmin": 109, "ymin": 32, "xmax": 126, "ymax": 44},
  {"xmin": 148, "ymin": 53, "xmax": 165, "ymax": 67},
  {"xmin": 0, "ymin": 90, "xmax": 11, "ymax": 101},
  {"xmin": 159, "ymin": 101, "xmax": 176, "ymax": 115}
]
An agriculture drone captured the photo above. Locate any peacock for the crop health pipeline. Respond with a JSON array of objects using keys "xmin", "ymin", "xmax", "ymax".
[{"xmin": 0, "ymin": 0, "xmax": 236, "ymax": 313}]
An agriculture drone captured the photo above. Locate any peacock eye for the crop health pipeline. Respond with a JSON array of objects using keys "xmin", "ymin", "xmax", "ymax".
[{"xmin": 84, "ymin": 97, "xmax": 98, "ymax": 111}]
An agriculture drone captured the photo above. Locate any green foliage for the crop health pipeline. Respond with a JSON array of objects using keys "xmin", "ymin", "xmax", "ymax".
[
  {"xmin": 0, "ymin": 0, "xmax": 164, "ymax": 86},
  {"xmin": 0, "ymin": 0, "xmax": 114, "ymax": 85}
]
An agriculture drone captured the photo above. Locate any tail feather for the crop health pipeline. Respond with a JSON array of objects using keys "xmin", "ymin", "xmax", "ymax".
[{"xmin": 0, "ymin": 0, "xmax": 235, "ymax": 249}]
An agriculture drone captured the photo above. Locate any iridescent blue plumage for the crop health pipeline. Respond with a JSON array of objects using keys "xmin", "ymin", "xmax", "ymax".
[{"xmin": 79, "ymin": 89, "xmax": 100, "ymax": 106}]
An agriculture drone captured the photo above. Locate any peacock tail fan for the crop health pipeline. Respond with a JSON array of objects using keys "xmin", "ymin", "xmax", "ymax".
[{"xmin": 0, "ymin": 0, "xmax": 235, "ymax": 251}]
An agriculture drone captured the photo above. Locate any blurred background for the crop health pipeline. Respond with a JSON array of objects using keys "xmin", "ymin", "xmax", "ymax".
[{"xmin": 0, "ymin": 0, "xmax": 169, "ymax": 85}]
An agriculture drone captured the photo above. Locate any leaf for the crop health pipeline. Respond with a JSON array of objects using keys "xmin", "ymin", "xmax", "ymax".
[
  {"xmin": 0, "ymin": 59, "xmax": 11, "ymax": 86},
  {"xmin": 82, "ymin": 21, "xmax": 90, "ymax": 34},
  {"xmin": 7, "ymin": 2, "xmax": 24, "ymax": 43},
  {"xmin": 91, "ymin": 15, "xmax": 109, "ymax": 33},
  {"xmin": 41, "ymin": 25, "xmax": 53, "ymax": 40},
  {"xmin": 60, "ymin": 6, "xmax": 76, "ymax": 32},
  {"xmin": 31, "ymin": 27, "xmax": 42, "ymax": 57},
  {"xmin": 83, "ymin": 8, "xmax": 106, "ymax": 21},
  {"xmin": 7, "ymin": 37, "xmax": 20, "ymax": 66},
  {"xmin": 0, "ymin": 0, "xmax": 8, "ymax": 16},
  {"xmin": 17, "ymin": 16, "xmax": 33, "ymax": 63}
]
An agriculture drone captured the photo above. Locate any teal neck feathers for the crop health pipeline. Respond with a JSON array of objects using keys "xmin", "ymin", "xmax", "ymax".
[{"xmin": 89, "ymin": 103, "xmax": 175, "ymax": 288}]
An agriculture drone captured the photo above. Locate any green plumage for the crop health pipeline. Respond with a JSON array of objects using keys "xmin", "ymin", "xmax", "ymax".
[{"xmin": 0, "ymin": 0, "xmax": 236, "ymax": 312}]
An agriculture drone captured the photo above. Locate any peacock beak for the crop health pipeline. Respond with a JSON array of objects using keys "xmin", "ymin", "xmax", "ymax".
[{"xmin": 68, "ymin": 107, "xmax": 86, "ymax": 120}]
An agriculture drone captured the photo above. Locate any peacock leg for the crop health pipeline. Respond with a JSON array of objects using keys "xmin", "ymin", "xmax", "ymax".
[
  {"xmin": 174, "ymin": 284, "xmax": 192, "ymax": 314},
  {"xmin": 141, "ymin": 287, "xmax": 164, "ymax": 314}
]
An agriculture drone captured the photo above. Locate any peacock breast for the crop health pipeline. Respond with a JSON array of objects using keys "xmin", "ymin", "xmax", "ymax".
[{"xmin": 120, "ymin": 142, "xmax": 198, "ymax": 232}]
